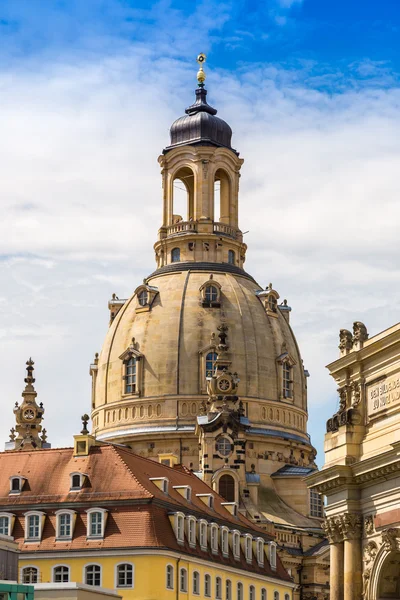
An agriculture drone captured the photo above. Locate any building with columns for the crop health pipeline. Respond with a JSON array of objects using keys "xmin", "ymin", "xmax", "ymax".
[{"xmin": 307, "ymin": 321, "xmax": 400, "ymax": 600}]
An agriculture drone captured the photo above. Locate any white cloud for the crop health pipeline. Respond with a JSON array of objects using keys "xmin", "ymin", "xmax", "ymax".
[{"xmin": 1, "ymin": 49, "xmax": 400, "ymax": 464}]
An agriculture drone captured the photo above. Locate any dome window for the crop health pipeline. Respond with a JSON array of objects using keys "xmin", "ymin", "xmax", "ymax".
[
  {"xmin": 134, "ymin": 283, "xmax": 159, "ymax": 314},
  {"xmin": 228, "ymin": 250, "xmax": 235, "ymax": 265},
  {"xmin": 200, "ymin": 277, "xmax": 221, "ymax": 308},
  {"xmin": 205, "ymin": 351, "xmax": 217, "ymax": 378},
  {"xmin": 256, "ymin": 284, "xmax": 280, "ymax": 318},
  {"xmin": 216, "ymin": 436, "xmax": 232, "ymax": 458},
  {"xmin": 171, "ymin": 248, "xmax": 180, "ymax": 262},
  {"xmin": 120, "ymin": 339, "xmax": 144, "ymax": 397}
]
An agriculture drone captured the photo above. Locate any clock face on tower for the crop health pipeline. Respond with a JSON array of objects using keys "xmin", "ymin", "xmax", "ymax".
[
  {"xmin": 23, "ymin": 408, "xmax": 36, "ymax": 421},
  {"xmin": 217, "ymin": 377, "xmax": 231, "ymax": 392}
]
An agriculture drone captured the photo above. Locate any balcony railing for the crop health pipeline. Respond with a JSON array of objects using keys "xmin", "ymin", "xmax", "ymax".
[
  {"xmin": 213, "ymin": 223, "xmax": 238, "ymax": 239},
  {"xmin": 167, "ymin": 221, "xmax": 197, "ymax": 236}
]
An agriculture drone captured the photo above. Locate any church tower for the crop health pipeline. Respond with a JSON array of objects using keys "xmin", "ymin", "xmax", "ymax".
[{"xmin": 90, "ymin": 56, "xmax": 329, "ymax": 600}]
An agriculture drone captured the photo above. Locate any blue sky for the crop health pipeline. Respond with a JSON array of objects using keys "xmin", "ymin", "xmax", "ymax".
[{"xmin": 1, "ymin": 0, "xmax": 400, "ymax": 463}]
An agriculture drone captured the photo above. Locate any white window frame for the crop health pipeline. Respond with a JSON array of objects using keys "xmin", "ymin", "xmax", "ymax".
[
  {"xmin": 284, "ymin": 595, "xmax": 290, "ymax": 600},
  {"xmin": 199, "ymin": 519, "xmax": 208, "ymax": 550},
  {"xmin": 226, "ymin": 579, "xmax": 232, "ymax": 600},
  {"xmin": 24, "ymin": 511, "xmax": 45, "ymax": 542},
  {"xmin": 193, "ymin": 571, "xmax": 200, "ymax": 595},
  {"xmin": 187, "ymin": 515, "xmax": 197, "ymax": 548},
  {"xmin": 244, "ymin": 534, "xmax": 253, "ymax": 563},
  {"xmin": 21, "ymin": 565, "xmax": 39, "ymax": 584},
  {"xmin": 269, "ymin": 542, "xmax": 277, "ymax": 570},
  {"xmin": 210, "ymin": 523, "xmax": 219, "ymax": 554},
  {"xmin": 84, "ymin": 564, "xmax": 102, "ymax": 587},
  {"xmin": 115, "ymin": 562, "xmax": 134, "ymax": 588},
  {"xmin": 55, "ymin": 509, "xmax": 75, "ymax": 540},
  {"xmin": 204, "ymin": 573, "xmax": 211, "ymax": 598},
  {"xmin": 86, "ymin": 508, "xmax": 107, "ymax": 540},
  {"xmin": 216, "ymin": 576, "xmax": 222, "ymax": 600},
  {"xmin": 256, "ymin": 537, "xmax": 265, "ymax": 566},
  {"xmin": 221, "ymin": 526, "xmax": 229, "ymax": 557},
  {"xmin": 52, "ymin": 565, "xmax": 70, "ymax": 583},
  {"xmin": 10, "ymin": 476, "xmax": 25, "ymax": 494},
  {"xmin": 274, "ymin": 592, "xmax": 279, "ymax": 600},
  {"xmin": 237, "ymin": 582, "xmax": 244, "ymax": 600},
  {"xmin": 69, "ymin": 472, "xmax": 85, "ymax": 491},
  {"xmin": 180, "ymin": 567, "xmax": 187, "ymax": 593},
  {"xmin": 166, "ymin": 564, "xmax": 174, "ymax": 590},
  {"xmin": 232, "ymin": 530, "xmax": 241, "ymax": 560},
  {"xmin": 261, "ymin": 589, "xmax": 267, "ymax": 600},
  {"xmin": 250, "ymin": 586, "xmax": 256, "ymax": 600},
  {"xmin": 0, "ymin": 512, "xmax": 14, "ymax": 537},
  {"xmin": 175, "ymin": 512, "xmax": 185, "ymax": 545}
]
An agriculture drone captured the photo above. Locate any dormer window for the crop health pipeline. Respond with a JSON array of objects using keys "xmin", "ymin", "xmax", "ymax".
[
  {"xmin": 268, "ymin": 295, "xmax": 277, "ymax": 312},
  {"xmin": 150, "ymin": 477, "xmax": 169, "ymax": 494},
  {"xmin": 25, "ymin": 511, "xmax": 45, "ymax": 542},
  {"xmin": 70, "ymin": 472, "xmax": 85, "ymax": 491},
  {"xmin": 120, "ymin": 341, "xmax": 143, "ymax": 397},
  {"xmin": 283, "ymin": 362, "xmax": 292, "ymax": 399},
  {"xmin": 200, "ymin": 277, "xmax": 221, "ymax": 308},
  {"xmin": 187, "ymin": 516, "xmax": 196, "ymax": 548},
  {"xmin": 56, "ymin": 510, "xmax": 76, "ymax": 540},
  {"xmin": 276, "ymin": 348, "xmax": 296, "ymax": 402},
  {"xmin": 256, "ymin": 538, "xmax": 265, "ymax": 566},
  {"xmin": 196, "ymin": 493, "xmax": 214, "ymax": 509},
  {"xmin": 175, "ymin": 512, "xmax": 185, "ymax": 544},
  {"xmin": 210, "ymin": 524, "xmax": 218, "ymax": 554},
  {"xmin": 173, "ymin": 485, "xmax": 191, "ymax": 501},
  {"xmin": 244, "ymin": 534, "xmax": 253, "ymax": 563},
  {"xmin": 0, "ymin": 513, "xmax": 13, "ymax": 537},
  {"xmin": 125, "ymin": 357, "xmax": 137, "ymax": 394},
  {"xmin": 221, "ymin": 527, "xmax": 229, "ymax": 557},
  {"xmin": 86, "ymin": 508, "xmax": 107, "ymax": 540},
  {"xmin": 269, "ymin": 541, "xmax": 277, "ymax": 570},
  {"xmin": 199, "ymin": 520, "xmax": 208, "ymax": 550},
  {"xmin": 256, "ymin": 285, "xmax": 280, "ymax": 318},
  {"xmin": 138, "ymin": 290, "xmax": 148, "ymax": 306},
  {"xmin": 232, "ymin": 531, "xmax": 240, "ymax": 560},
  {"xmin": 10, "ymin": 476, "xmax": 25, "ymax": 494}
]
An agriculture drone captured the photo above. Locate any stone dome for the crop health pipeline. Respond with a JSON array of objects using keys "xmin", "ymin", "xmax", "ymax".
[
  {"xmin": 92, "ymin": 263, "xmax": 310, "ymax": 459},
  {"xmin": 165, "ymin": 87, "xmax": 236, "ymax": 153}
]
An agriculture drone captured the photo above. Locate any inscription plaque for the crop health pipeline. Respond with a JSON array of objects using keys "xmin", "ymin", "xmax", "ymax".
[{"xmin": 368, "ymin": 373, "xmax": 400, "ymax": 417}]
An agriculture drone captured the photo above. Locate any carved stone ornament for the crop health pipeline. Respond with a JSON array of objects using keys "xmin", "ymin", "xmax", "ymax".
[
  {"xmin": 362, "ymin": 568, "xmax": 371, "ymax": 599},
  {"xmin": 339, "ymin": 329, "xmax": 353, "ymax": 353},
  {"xmin": 363, "ymin": 541, "xmax": 378, "ymax": 565},
  {"xmin": 353, "ymin": 321, "xmax": 368, "ymax": 344},
  {"xmin": 323, "ymin": 516, "xmax": 342, "ymax": 544},
  {"xmin": 338, "ymin": 386, "xmax": 348, "ymax": 412},
  {"xmin": 351, "ymin": 381, "xmax": 362, "ymax": 408},
  {"xmin": 381, "ymin": 527, "xmax": 400, "ymax": 551},
  {"xmin": 340, "ymin": 513, "xmax": 363, "ymax": 540},
  {"xmin": 364, "ymin": 515, "xmax": 375, "ymax": 536}
]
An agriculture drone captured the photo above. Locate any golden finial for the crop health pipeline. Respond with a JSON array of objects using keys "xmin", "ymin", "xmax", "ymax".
[{"xmin": 196, "ymin": 53, "xmax": 207, "ymax": 87}]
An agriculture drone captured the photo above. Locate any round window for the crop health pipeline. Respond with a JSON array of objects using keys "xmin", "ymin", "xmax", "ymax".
[{"xmin": 216, "ymin": 436, "xmax": 232, "ymax": 457}]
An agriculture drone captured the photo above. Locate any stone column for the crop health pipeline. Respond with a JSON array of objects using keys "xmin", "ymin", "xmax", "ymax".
[
  {"xmin": 341, "ymin": 514, "xmax": 363, "ymax": 600},
  {"xmin": 324, "ymin": 517, "xmax": 344, "ymax": 600}
]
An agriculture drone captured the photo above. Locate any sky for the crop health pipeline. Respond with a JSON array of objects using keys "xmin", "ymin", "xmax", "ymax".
[{"xmin": 1, "ymin": 0, "xmax": 400, "ymax": 465}]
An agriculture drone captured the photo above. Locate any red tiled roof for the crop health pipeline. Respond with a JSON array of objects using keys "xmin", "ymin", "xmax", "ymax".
[{"xmin": 0, "ymin": 443, "xmax": 290, "ymax": 581}]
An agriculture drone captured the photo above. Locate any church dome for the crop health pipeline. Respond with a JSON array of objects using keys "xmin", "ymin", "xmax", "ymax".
[{"xmin": 165, "ymin": 88, "xmax": 236, "ymax": 153}]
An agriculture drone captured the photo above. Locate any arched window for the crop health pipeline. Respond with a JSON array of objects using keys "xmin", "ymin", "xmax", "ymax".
[
  {"xmin": 193, "ymin": 571, "xmax": 200, "ymax": 595},
  {"xmin": 11, "ymin": 477, "xmax": 21, "ymax": 493},
  {"xmin": 180, "ymin": 568, "xmax": 187, "ymax": 593},
  {"xmin": 204, "ymin": 574, "xmax": 211, "ymax": 597},
  {"xmin": 257, "ymin": 538, "xmax": 265, "ymax": 566},
  {"xmin": 284, "ymin": 595, "xmax": 290, "ymax": 600},
  {"xmin": 171, "ymin": 248, "xmax": 180, "ymax": 263},
  {"xmin": 274, "ymin": 593, "xmax": 279, "ymax": 600},
  {"xmin": 219, "ymin": 474, "xmax": 235, "ymax": 502},
  {"xmin": 125, "ymin": 356, "xmax": 137, "ymax": 394},
  {"xmin": 188, "ymin": 516, "xmax": 196, "ymax": 547},
  {"xmin": 116, "ymin": 563, "xmax": 133, "ymax": 588},
  {"xmin": 176, "ymin": 513, "xmax": 184, "ymax": 543},
  {"xmin": 172, "ymin": 168, "xmax": 194, "ymax": 222},
  {"xmin": 261, "ymin": 590, "xmax": 267, "ymax": 600},
  {"xmin": 53, "ymin": 566, "xmax": 70, "ymax": 583},
  {"xmin": 214, "ymin": 168, "xmax": 231, "ymax": 225},
  {"xmin": 216, "ymin": 577, "xmax": 222, "ymax": 600},
  {"xmin": 226, "ymin": 580, "xmax": 232, "ymax": 600},
  {"xmin": 269, "ymin": 542, "xmax": 277, "ymax": 570},
  {"xmin": 205, "ymin": 351, "xmax": 217, "ymax": 378},
  {"xmin": 199, "ymin": 520, "xmax": 207, "ymax": 549},
  {"xmin": 233, "ymin": 531, "xmax": 240, "ymax": 559},
  {"xmin": 245, "ymin": 535, "xmax": 253, "ymax": 562},
  {"xmin": 249, "ymin": 586, "xmax": 255, "ymax": 600},
  {"xmin": 166, "ymin": 564, "xmax": 174, "ymax": 590},
  {"xmin": 22, "ymin": 567, "xmax": 38, "ymax": 584},
  {"xmin": 228, "ymin": 250, "xmax": 235, "ymax": 265},
  {"xmin": 221, "ymin": 527, "xmax": 229, "ymax": 556},
  {"xmin": 138, "ymin": 290, "xmax": 148, "ymax": 306},
  {"xmin": 211, "ymin": 524, "xmax": 218, "ymax": 553},
  {"xmin": 85, "ymin": 564, "xmax": 101, "ymax": 586},
  {"xmin": 237, "ymin": 582, "xmax": 243, "ymax": 600}
]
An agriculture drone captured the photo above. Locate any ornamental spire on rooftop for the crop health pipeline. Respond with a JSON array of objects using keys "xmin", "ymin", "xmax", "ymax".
[{"xmin": 5, "ymin": 359, "xmax": 51, "ymax": 451}]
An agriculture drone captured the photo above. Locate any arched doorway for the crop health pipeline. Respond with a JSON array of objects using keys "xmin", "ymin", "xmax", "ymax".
[
  {"xmin": 218, "ymin": 474, "xmax": 235, "ymax": 502},
  {"xmin": 377, "ymin": 550, "xmax": 400, "ymax": 599}
]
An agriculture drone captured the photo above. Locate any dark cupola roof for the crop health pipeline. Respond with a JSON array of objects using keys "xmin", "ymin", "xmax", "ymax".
[{"xmin": 164, "ymin": 87, "xmax": 237, "ymax": 155}]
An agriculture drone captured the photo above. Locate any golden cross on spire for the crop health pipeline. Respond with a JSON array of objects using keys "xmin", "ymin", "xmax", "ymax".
[{"xmin": 196, "ymin": 53, "xmax": 207, "ymax": 87}]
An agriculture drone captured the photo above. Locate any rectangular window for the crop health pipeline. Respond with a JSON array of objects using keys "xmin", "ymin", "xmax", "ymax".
[
  {"xmin": 125, "ymin": 358, "xmax": 137, "ymax": 394},
  {"xmin": 283, "ymin": 363, "xmax": 292, "ymax": 398},
  {"xmin": 90, "ymin": 512, "xmax": 103, "ymax": 537},
  {"xmin": 310, "ymin": 490, "xmax": 324, "ymax": 518},
  {"xmin": 28, "ymin": 515, "xmax": 40, "ymax": 539},
  {"xmin": 0, "ymin": 516, "xmax": 9, "ymax": 536},
  {"xmin": 59, "ymin": 514, "xmax": 71, "ymax": 538}
]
